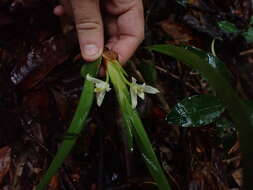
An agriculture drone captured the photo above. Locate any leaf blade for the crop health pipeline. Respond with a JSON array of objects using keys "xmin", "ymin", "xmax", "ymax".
[
  {"xmin": 36, "ymin": 58, "xmax": 101, "ymax": 190},
  {"xmin": 149, "ymin": 44, "xmax": 253, "ymax": 190},
  {"xmin": 166, "ymin": 95, "xmax": 226, "ymax": 127},
  {"xmin": 107, "ymin": 62, "xmax": 172, "ymax": 190}
]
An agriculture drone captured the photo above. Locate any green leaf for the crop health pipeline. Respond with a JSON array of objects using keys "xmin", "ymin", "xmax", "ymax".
[
  {"xmin": 242, "ymin": 27, "xmax": 253, "ymax": 43},
  {"xmin": 107, "ymin": 61, "xmax": 172, "ymax": 190},
  {"xmin": 167, "ymin": 95, "xmax": 226, "ymax": 127},
  {"xmin": 36, "ymin": 58, "xmax": 101, "ymax": 190},
  {"xmin": 215, "ymin": 118, "xmax": 236, "ymax": 151},
  {"xmin": 216, "ymin": 118, "xmax": 233, "ymax": 129},
  {"xmin": 217, "ymin": 21, "xmax": 240, "ymax": 33},
  {"xmin": 149, "ymin": 45, "xmax": 233, "ymax": 81},
  {"xmin": 138, "ymin": 60, "xmax": 157, "ymax": 85},
  {"xmin": 244, "ymin": 100, "xmax": 253, "ymax": 122},
  {"xmin": 149, "ymin": 44, "xmax": 253, "ymax": 190},
  {"xmin": 250, "ymin": 16, "xmax": 253, "ymax": 25},
  {"xmin": 175, "ymin": 0, "xmax": 188, "ymax": 7},
  {"xmin": 80, "ymin": 57, "xmax": 102, "ymax": 78}
]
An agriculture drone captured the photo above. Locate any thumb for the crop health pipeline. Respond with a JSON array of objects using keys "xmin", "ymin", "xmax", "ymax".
[{"xmin": 71, "ymin": 0, "xmax": 104, "ymax": 61}]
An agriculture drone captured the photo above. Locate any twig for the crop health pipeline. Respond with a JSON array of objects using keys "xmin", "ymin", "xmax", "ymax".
[
  {"xmin": 155, "ymin": 65, "xmax": 201, "ymax": 94},
  {"xmin": 240, "ymin": 49, "xmax": 253, "ymax": 56}
]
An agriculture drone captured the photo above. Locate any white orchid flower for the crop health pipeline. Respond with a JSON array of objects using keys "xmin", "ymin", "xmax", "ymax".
[
  {"xmin": 130, "ymin": 77, "xmax": 160, "ymax": 108},
  {"xmin": 86, "ymin": 74, "xmax": 111, "ymax": 106}
]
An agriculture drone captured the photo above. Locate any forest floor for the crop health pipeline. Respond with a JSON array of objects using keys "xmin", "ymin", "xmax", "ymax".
[{"xmin": 0, "ymin": 0, "xmax": 253, "ymax": 189}]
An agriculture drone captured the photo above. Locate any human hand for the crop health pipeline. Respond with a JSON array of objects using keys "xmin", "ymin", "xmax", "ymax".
[{"xmin": 54, "ymin": 0, "xmax": 144, "ymax": 63}]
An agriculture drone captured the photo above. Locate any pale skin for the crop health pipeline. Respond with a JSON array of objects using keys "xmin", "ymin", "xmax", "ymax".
[{"xmin": 54, "ymin": 0, "xmax": 144, "ymax": 63}]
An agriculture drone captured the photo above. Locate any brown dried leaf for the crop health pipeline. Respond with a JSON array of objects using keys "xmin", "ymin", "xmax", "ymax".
[
  {"xmin": 228, "ymin": 140, "xmax": 240, "ymax": 154},
  {"xmin": 160, "ymin": 19, "xmax": 198, "ymax": 45},
  {"xmin": 189, "ymin": 162, "xmax": 229, "ymax": 190},
  {"xmin": 10, "ymin": 31, "xmax": 78, "ymax": 91},
  {"xmin": 0, "ymin": 146, "xmax": 11, "ymax": 184},
  {"xmin": 232, "ymin": 168, "xmax": 243, "ymax": 187},
  {"xmin": 48, "ymin": 175, "xmax": 59, "ymax": 190}
]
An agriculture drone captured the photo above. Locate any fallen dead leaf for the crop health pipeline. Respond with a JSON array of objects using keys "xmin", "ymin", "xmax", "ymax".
[
  {"xmin": 159, "ymin": 19, "xmax": 202, "ymax": 47},
  {"xmin": 232, "ymin": 168, "xmax": 243, "ymax": 187},
  {"xmin": 0, "ymin": 146, "xmax": 11, "ymax": 184},
  {"xmin": 48, "ymin": 175, "xmax": 59, "ymax": 190}
]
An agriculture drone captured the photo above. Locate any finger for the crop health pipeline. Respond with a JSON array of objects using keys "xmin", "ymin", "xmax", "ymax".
[
  {"xmin": 107, "ymin": 36, "xmax": 142, "ymax": 64},
  {"xmin": 53, "ymin": 5, "xmax": 64, "ymax": 16},
  {"xmin": 71, "ymin": 0, "xmax": 104, "ymax": 61},
  {"xmin": 106, "ymin": 0, "xmax": 144, "ymax": 63},
  {"xmin": 54, "ymin": 0, "xmax": 73, "ymax": 17}
]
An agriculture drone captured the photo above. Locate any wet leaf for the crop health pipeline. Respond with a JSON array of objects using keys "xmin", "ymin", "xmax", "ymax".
[
  {"xmin": 166, "ymin": 95, "xmax": 226, "ymax": 127},
  {"xmin": 216, "ymin": 118, "xmax": 233, "ymax": 129},
  {"xmin": 175, "ymin": 0, "xmax": 188, "ymax": 7},
  {"xmin": 0, "ymin": 146, "xmax": 11, "ymax": 184},
  {"xmin": 149, "ymin": 44, "xmax": 253, "ymax": 189},
  {"xmin": 148, "ymin": 45, "xmax": 233, "ymax": 81},
  {"xmin": 242, "ymin": 27, "xmax": 253, "ymax": 43},
  {"xmin": 10, "ymin": 31, "xmax": 78, "ymax": 91},
  {"xmin": 217, "ymin": 21, "xmax": 240, "ymax": 34}
]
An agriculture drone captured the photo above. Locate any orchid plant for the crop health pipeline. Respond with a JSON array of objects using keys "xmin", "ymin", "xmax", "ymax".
[
  {"xmin": 36, "ymin": 51, "xmax": 171, "ymax": 190},
  {"xmin": 86, "ymin": 69, "xmax": 159, "ymax": 108}
]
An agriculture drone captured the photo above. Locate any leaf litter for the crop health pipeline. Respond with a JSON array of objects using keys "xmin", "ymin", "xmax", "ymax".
[{"xmin": 0, "ymin": 0, "xmax": 252, "ymax": 189}]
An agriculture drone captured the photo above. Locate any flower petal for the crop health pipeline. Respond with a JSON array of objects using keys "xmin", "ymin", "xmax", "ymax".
[
  {"xmin": 96, "ymin": 82, "xmax": 107, "ymax": 89},
  {"xmin": 130, "ymin": 85, "xmax": 138, "ymax": 109},
  {"xmin": 86, "ymin": 74, "xmax": 104, "ymax": 84},
  {"xmin": 96, "ymin": 90, "xmax": 106, "ymax": 107},
  {"xmin": 143, "ymin": 85, "xmax": 160, "ymax": 94},
  {"xmin": 105, "ymin": 86, "xmax": 111, "ymax": 92},
  {"xmin": 131, "ymin": 77, "xmax": 137, "ymax": 84},
  {"xmin": 138, "ymin": 92, "xmax": 145, "ymax": 100}
]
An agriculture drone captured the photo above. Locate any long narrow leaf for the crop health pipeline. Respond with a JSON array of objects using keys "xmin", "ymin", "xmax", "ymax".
[
  {"xmin": 107, "ymin": 62, "xmax": 172, "ymax": 190},
  {"xmin": 36, "ymin": 58, "xmax": 101, "ymax": 190},
  {"xmin": 149, "ymin": 44, "xmax": 253, "ymax": 190}
]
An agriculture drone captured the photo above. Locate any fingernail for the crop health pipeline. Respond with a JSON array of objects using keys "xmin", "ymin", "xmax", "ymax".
[{"xmin": 83, "ymin": 44, "xmax": 99, "ymax": 57}]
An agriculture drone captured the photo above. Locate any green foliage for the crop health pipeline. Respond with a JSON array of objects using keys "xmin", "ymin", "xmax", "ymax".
[
  {"xmin": 166, "ymin": 95, "xmax": 226, "ymax": 127},
  {"xmin": 36, "ymin": 58, "xmax": 101, "ymax": 190},
  {"xmin": 217, "ymin": 21, "xmax": 240, "ymax": 34},
  {"xmin": 148, "ymin": 44, "xmax": 253, "ymax": 190},
  {"xmin": 36, "ymin": 57, "xmax": 171, "ymax": 190},
  {"xmin": 217, "ymin": 19, "xmax": 253, "ymax": 42},
  {"xmin": 242, "ymin": 27, "xmax": 253, "ymax": 43},
  {"xmin": 107, "ymin": 61, "xmax": 172, "ymax": 190},
  {"xmin": 175, "ymin": 0, "xmax": 188, "ymax": 7}
]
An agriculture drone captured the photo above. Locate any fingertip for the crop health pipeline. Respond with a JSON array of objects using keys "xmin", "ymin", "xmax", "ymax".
[
  {"xmin": 81, "ymin": 44, "xmax": 103, "ymax": 62},
  {"xmin": 53, "ymin": 5, "xmax": 65, "ymax": 16}
]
